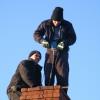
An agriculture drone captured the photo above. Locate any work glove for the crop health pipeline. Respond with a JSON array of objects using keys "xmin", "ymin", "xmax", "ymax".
[
  {"xmin": 11, "ymin": 85, "xmax": 21, "ymax": 92},
  {"xmin": 40, "ymin": 39, "xmax": 49, "ymax": 48},
  {"xmin": 11, "ymin": 86, "xmax": 17, "ymax": 92},
  {"xmin": 57, "ymin": 41, "xmax": 65, "ymax": 50}
]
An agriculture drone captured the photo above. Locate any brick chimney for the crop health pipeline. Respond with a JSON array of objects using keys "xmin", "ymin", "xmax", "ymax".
[{"xmin": 20, "ymin": 85, "xmax": 69, "ymax": 100}]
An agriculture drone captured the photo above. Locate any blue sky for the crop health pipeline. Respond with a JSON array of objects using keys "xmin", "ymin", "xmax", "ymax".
[{"xmin": 0, "ymin": 0, "xmax": 100, "ymax": 100}]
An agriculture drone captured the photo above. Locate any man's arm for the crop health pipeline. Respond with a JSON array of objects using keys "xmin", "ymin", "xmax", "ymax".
[
  {"xmin": 67, "ymin": 23, "xmax": 76, "ymax": 46},
  {"xmin": 19, "ymin": 63, "xmax": 35, "ymax": 87},
  {"xmin": 33, "ymin": 22, "xmax": 45, "ymax": 43}
]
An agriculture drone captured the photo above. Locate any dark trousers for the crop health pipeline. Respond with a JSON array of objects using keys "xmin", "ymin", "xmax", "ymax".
[
  {"xmin": 7, "ymin": 91, "xmax": 21, "ymax": 100},
  {"xmin": 44, "ymin": 49, "xmax": 69, "ymax": 87}
]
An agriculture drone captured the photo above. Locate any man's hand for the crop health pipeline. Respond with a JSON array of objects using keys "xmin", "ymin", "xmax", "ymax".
[
  {"xmin": 57, "ymin": 41, "xmax": 65, "ymax": 50},
  {"xmin": 11, "ymin": 86, "xmax": 17, "ymax": 92},
  {"xmin": 41, "ymin": 39, "xmax": 49, "ymax": 48},
  {"xmin": 11, "ymin": 85, "xmax": 21, "ymax": 92}
]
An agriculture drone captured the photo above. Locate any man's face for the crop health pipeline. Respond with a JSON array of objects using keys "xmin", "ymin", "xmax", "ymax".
[
  {"xmin": 30, "ymin": 53, "xmax": 41, "ymax": 63},
  {"xmin": 52, "ymin": 20, "xmax": 61, "ymax": 27}
]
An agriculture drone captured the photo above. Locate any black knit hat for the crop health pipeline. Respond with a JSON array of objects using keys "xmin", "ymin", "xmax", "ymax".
[
  {"xmin": 28, "ymin": 50, "xmax": 41, "ymax": 59},
  {"xmin": 51, "ymin": 7, "xmax": 63, "ymax": 21}
]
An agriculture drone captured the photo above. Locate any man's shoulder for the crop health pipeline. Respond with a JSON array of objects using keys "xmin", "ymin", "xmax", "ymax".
[
  {"xmin": 20, "ymin": 59, "xmax": 29, "ymax": 63},
  {"xmin": 42, "ymin": 19, "xmax": 51, "ymax": 22},
  {"xmin": 41, "ymin": 19, "xmax": 51, "ymax": 25},
  {"xmin": 63, "ymin": 20, "xmax": 72, "ymax": 25},
  {"xmin": 19, "ymin": 59, "xmax": 31, "ymax": 66}
]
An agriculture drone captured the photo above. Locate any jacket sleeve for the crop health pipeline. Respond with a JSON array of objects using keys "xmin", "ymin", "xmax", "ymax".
[
  {"xmin": 36, "ymin": 64, "xmax": 42, "ymax": 86},
  {"xmin": 18, "ymin": 63, "xmax": 35, "ymax": 87},
  {"xmin": 37, "ymin": 69, "xmax": 42, "ymax": 86},
  {"xmin": 65, "ymin": 23, "xmax": 76, "ymax": 46},
  {"xmin": 33, "ymin": 21, "xmax": 46, "ymax": 43}
]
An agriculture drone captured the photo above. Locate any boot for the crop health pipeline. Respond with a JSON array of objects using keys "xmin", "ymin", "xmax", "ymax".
[{"xmin": 63, "ymin": 88, "xmax": 71, "ymax": 100}]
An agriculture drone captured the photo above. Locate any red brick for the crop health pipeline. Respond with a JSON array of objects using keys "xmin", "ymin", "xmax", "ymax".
[
  {"xmin": 20, "ymin": 86, "xmax": 68, "ymax": 100},
  {"xmin": 20, "ymin": 95, "xmax": 26, "ymax": 100},
  {"xmin": 21, "ymin": 88, "xmax": 28, "ymax": 92},
  {"xmin": 28, "ymin": 86, "xmax": 42, "ymax": 91},
  {"xmin": 44, "ymin": 89, "xmax": 60, "ymax": 94},
  {"xmin": 43, "ymin": 92, "xmax": 61, "ymax": 98},
  {"xmin": 45, "ymin": 97, "xmax": 60, "ymax": 100}
]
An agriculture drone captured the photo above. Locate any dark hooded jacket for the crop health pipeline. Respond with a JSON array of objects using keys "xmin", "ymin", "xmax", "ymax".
[
  {"xmin": 34, "ymin": 19, "xmax": 76, "ymax": 50},
  {"xmin": 7, "ymin": 59, "xmax": 42, "ymax": 93}
]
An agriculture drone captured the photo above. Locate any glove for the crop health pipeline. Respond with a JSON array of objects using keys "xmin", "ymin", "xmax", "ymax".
[
  {"xmin": 57, "ymin": 41, "xmax": 65, "ymax": 50},
  {"xmin": 40, "ymin": 39, "xmax": 49, "ymax": 48},
  {"xmin": 11, "ymin": 86, "xmax": 17, "ymax": 92}
]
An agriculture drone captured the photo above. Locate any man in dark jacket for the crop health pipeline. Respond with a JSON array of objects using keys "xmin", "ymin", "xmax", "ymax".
[
  {"xmin": 7, "ymin": 50, "xmax": 42, "ymax": 100},
  {"xmin": 33, "ymin": 7, "xmax": 76, "ymax": 98}
]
